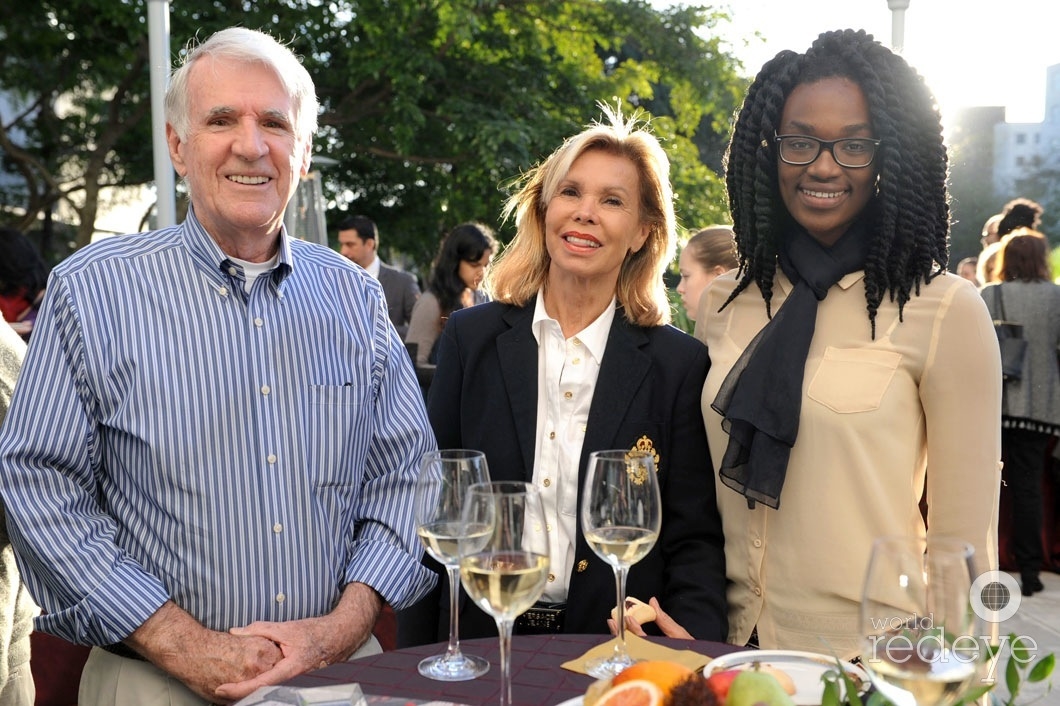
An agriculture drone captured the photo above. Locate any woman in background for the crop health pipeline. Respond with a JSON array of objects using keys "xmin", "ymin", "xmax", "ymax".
[
  {"xmin": 981, "ymin": 229, "xmax": 1060, "ymax": 595},
  {"xmin": 676, "ymin": 225, "xmax": 738, "ymax": 321},
  {"xmin": 405, "ymin": 222, "xmax": 496, "ymax": 371}
]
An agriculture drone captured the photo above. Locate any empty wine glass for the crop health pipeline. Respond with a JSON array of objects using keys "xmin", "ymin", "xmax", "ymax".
[
  {"xmin": 580, "ymin": 449, "xmax": 661, "ymax": 679},
  {"xmin": 413, "ymin": 449, "xmax": 491, "ymax": 681},
  {"xmin": 458, "ymin": 481, "xmax": 549, "ymax": 706},
  {"xmin": 860, "ymin": 536, "xmax": 982, "ymax": 706}
]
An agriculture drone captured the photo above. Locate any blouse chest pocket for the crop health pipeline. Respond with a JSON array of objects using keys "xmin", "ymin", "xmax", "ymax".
[{"xmin": 807, "ymin": 347, "xmax": 901, "ymax": 414}]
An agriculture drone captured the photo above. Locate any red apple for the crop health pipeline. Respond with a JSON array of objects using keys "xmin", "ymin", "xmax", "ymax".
[{"xmin": 704, "ymin": 668, "xmax": 742, "ymax": 701}]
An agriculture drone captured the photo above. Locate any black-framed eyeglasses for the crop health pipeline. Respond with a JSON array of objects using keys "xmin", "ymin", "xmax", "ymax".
[{"xmin": 774, "ymin": 132, "xmax": 881, "ymax": 168}]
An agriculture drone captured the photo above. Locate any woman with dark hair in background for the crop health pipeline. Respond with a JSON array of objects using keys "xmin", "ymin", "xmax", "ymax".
[
  {"xmin": 979, "ymin": 198, "xmax": 1045, "ymax": 287},
  {"xmin": 0, "ymin": 228, "xmax": 48, "ymax": 340},
  {"xmin": 997, "ymin": 197, "xmax": 1044, "ymax": 239},
  {"xmin": 405, "ymin": 222, "xmax": 496, "ymax": 371},
  {"xmin": 684, "ymin": 29, "xmax": 1000, "ymax": 656},
  {"xmin": 981, "ymin": 228, "xmax": 1060, "ymax": 595}
]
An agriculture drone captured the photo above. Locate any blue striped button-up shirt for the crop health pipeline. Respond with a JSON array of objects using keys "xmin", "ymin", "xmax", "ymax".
[{"xmin": 0, "ymin": 209, "xmax": 437, "ymax": 645}]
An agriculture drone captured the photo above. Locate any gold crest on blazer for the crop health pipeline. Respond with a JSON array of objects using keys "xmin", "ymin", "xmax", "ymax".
[{"xmin": 625, "ymin": 436, "xmax": 660, "ymax": 484}]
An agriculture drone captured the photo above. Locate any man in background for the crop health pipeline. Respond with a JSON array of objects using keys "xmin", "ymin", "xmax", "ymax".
[
  {"xmin": 0, "ymin": 27, "xmax": 435, "ymax": 705},
  {"xmin": 338, "ymin": 215, "xmax": 420, "ymax": 337}
]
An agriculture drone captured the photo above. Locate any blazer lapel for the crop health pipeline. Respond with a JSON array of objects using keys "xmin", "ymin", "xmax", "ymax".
[
  {"xmin": 582, "ymin": 312, "xmax": 650, "ymax": 461},
  {"xmin": 497, "ymin": 302, "xmax": 539, "ymax": 479}
]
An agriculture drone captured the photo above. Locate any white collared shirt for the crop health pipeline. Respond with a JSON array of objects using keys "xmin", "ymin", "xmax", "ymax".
[
  {"xmin": 365, "ymin": 254, "xmax": 381, "ymax": 279},
  {"xmin": 530, "ymin": 293, "xmax": 615, "ymax": 602}
]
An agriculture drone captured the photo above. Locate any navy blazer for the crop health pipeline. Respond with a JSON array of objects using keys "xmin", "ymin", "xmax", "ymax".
[{"xmin": 397, "ymin": 298, "xmax": 727, "ymax": 644}]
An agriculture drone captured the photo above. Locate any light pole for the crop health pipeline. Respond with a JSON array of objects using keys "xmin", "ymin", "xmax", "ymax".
[
  {"xmin": 887, "ymin": 0, "xmax": 910, "ymax": 53},
  {"xmin": 147, "ymin": 0, "xmax": 176, "ymax": 228}
]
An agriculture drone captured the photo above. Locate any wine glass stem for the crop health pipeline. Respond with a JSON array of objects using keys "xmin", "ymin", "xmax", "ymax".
[
  {"xmin": 612, "ymin": 565, "xmax": 630, "ymax": 660},
  {"xmin": 444, "ymin": 564, "xmax": 464, "ymax": 659},
  {"xmin": 497, "ymin": 618, "xmax": 514, "ymax": 706}
]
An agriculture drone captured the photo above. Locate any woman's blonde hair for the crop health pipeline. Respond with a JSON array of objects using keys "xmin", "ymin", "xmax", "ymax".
[{"xmin": 489, "ymin": 104, "xmax": 676, "ymax": 327}]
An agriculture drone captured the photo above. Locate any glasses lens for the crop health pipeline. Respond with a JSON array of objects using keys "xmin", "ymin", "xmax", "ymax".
[
  {"xmin": 779, "ymin": 136, "xmax": 819, "ymax": 165},
  {"xmin": 834, "ymin": 138, "xmax": 876, "ymax": 167}
]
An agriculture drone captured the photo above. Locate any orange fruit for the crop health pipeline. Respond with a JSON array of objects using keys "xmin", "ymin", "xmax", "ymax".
[
  {"xmin": 612, "ymin": 660, "xmax": 696, "ymax": 696},
  {"xmin": 595, "ymin": 679, "xmax": 665, "ymax": 706}
]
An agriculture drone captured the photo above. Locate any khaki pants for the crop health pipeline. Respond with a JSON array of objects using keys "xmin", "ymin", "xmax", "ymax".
[{"xmin": 79, "ymin": 636, "xmax": 382, "ymax": 706}]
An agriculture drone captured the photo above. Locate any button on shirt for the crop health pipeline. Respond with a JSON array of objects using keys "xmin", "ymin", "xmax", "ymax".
[
  {"xmin": 530, "ymin": 295, "xmax": 614, "ymax": 602},
  {"xmin": 0, "ymin": 207, "xmax": 437, "ymax": 645}
]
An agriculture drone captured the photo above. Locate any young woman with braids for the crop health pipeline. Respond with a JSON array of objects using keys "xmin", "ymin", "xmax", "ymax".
[{"xmin": 625, "ymin": 29, "xmax": 1003, "ymax": 656}]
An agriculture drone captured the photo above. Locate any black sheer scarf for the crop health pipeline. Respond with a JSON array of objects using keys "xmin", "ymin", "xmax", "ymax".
[{"xmin": 711, "ymin": 221, "xmax": 870, "ymax": 509}]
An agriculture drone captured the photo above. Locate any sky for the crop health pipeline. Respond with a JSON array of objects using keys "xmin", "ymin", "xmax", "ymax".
[{"xmin": 699, "ymin": 0, "xmax": 1060, "ymax": 126}]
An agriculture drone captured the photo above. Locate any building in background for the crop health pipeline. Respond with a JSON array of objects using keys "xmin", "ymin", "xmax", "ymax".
[{"xmin": 993, "ymin": 64, "xmax": 1060, "ymax": 198}]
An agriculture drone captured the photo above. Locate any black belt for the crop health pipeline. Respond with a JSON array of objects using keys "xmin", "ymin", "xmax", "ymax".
[
  {"xmin": 100, "ymin": 642, "xmax": 146, "ymax": 662},
  {"xmin": 514, "ymin": 601, "xmax": 566, "ymax": 635}
]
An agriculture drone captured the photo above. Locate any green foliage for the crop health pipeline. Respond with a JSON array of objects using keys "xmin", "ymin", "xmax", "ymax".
[
  {"xmin": 0, "ymin": 0, "xmax": 742, "ymax": 270},
  {"xmin": 947, "ymin": 109, "xmax": 1003, "ymax": 268},
  {"xmin": 667, "ymin": 286, "xmax": 692, "ymax": 335}
]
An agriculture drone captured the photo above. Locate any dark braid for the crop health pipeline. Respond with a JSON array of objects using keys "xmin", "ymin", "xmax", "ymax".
[{"xmin": 722, "ymin": 29, "xmax": 950, "ymax": 336}]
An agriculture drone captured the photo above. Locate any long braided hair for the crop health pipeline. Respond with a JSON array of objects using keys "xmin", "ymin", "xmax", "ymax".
[{"xmin": 722, "ymin": 29, "xmax": 949, "ymax": 337}]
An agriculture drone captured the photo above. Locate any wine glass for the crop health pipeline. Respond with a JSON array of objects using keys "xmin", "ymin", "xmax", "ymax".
[
  {"xmin": 860, "ymin": 536, "xmax": 982, "ymax": 706},
  {"xmin": 413, "ymin": 450, "xmax": 491, "ymax": 681},
  {"xmin": 458, "ymin": 482, "xmax": 549, "ymax": 706},
  {"xmin": 580, "ymin": 449, "xmax": 662, "ymax": 679}
]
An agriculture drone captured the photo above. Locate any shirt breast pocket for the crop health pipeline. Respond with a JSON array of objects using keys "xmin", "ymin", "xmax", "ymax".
[
  {"xmin": 807, "ymin": 347, "xmax": 901, "ymax": 414},
  {"xmin": 309, "ymin": 383, "xmax": 370, "ymax": 487}
]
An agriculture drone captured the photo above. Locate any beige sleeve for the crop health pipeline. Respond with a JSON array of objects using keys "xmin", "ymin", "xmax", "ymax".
[
  {"xmin": 404, "ymin": 292, "xmax": 442, "ymax": 368},
  {"xmin": 920, "ymin": 282, "xmax": 1001, "ymax": 576}
]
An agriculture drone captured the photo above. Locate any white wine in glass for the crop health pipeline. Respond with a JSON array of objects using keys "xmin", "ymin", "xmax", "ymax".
[
  {"xmin": 860, "ymin": 536, "xmax": 982, "ymax": 706},
  {"xmin": 581, "ymin": 449, "xmax": 661, "ymax": 679},
  {"xmin": 413, "ymin": 449, "xmax": 491, "ymax": 681},
  {"xmin": 459, "ymin": 482, "xmax": 549, "ymax": 706}
]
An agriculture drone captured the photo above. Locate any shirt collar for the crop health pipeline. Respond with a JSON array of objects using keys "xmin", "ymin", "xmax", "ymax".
[
  {"xmin": 531, "ymin": 292, "xmax": 616, "ymax": 364},
  {"xmin": 776, "ymin": 268, "xmax": 865, "ymax": 294},
  {"xmin": 365, "ymin": 254, "xmax": 381, "ymax": 278},
  {"xmin": 182, "ymin": 206, "xmax": 294, "ymax": 288}
]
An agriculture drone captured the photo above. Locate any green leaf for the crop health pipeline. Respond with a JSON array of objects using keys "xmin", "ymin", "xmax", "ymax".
[
  {"xmin": 1011, "ymin": 636, "xmax": 1033, "ymax": 665},
  {"xmin": 1028, "ymin": 652, "xmax": 1056, "ymax": 682},
  {"xmin": 954, "ymin": 684, "xmax": 994, "ymax": 704},
  {"xmin": 820, "ymin": 678, "xmax": 842, "ymax": 706},
  {"xmin": 1006, "ymin": 653, "xmax": 1021, "ymax": 698}
]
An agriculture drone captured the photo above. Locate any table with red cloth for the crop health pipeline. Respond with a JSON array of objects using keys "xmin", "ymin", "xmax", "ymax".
[{"xmin": 280, "ymin": 634, "xmax": 742, "ymax": 705}]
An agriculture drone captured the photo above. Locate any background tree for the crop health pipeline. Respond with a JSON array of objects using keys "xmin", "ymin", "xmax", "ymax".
[
  {"xmin": 307, "ymin": 0, "xmax": 744, "ymax": 269},
  {"xmin": 0, "ymin": 0, "xmax": 744, "ymax": 269},
  {"xmin": 946, "ymin": 107, "xmax": 1006, "ymax": 267}
]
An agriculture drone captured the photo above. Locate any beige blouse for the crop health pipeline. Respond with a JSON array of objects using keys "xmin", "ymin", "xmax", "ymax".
[{"xmin": 695, "ymin": 269, "xmax": 1001, "ymax": 657}]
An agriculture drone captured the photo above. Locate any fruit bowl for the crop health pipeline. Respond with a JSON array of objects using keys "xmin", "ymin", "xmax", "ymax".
[{"xmin": 702, "ymin": 650, "xmax": 869, "ymax": 706}]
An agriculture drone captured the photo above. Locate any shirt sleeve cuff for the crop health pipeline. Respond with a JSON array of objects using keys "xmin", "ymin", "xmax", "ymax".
[
  {"xmin": 345, "ymin": 539, "xmax": 437, "ymax": 610},
  {"xmin": 34, "ymin": 558, "xmax": 171, "ymax": 646}
]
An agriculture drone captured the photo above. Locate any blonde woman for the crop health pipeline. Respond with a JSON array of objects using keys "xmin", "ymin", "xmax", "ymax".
[{"xmin": 398, "ymin": 106, "xmax": 727, "ymax": 645}]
